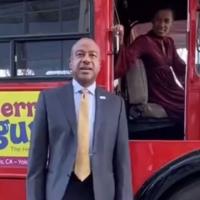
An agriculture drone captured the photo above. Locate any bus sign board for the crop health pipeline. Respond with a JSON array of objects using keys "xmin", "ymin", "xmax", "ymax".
[{"xmin": 0, "ymin": 91, "xmax": 39, "ymax": 167}]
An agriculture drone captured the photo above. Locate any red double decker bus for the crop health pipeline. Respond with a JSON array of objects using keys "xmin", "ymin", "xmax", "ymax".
[{"xmin": 0, "ymin": 0, "xmax": 200, "ymax": 199}]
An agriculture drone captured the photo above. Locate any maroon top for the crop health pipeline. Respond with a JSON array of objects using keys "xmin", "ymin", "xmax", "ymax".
[{"xmin": 115, "ymin": 30, "xmax": 186, "ymax": 120}]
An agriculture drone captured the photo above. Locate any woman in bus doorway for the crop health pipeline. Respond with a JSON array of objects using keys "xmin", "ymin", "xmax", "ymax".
[{"xmin": 114, "ymin": 7, "xmax": 186, "ymax": 122}]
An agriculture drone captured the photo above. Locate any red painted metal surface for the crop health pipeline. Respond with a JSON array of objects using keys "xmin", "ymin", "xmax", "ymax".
[
  {"xmin": 0, "ymin": 168, "xmax": 26, "ymax": 200},
  {"xmin": 129, "ymin": 140, "xmax": 200, "ymax": 193},
  {"xmin": 94, "ymin": 0, "xmax": 113, "ymax": 92},
  {"xmin": 0, "ymin": 175, "xmax": 26, "ymax": 200},
  {"xmin": 0, "ymin": 81, "xmax": 67, "ymax": 91},
  {"xmin": 186, "ymin": 0, "xmax": 200, "ymax": 139}
]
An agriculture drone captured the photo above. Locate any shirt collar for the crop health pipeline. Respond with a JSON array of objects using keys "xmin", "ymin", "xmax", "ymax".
[{"xmin": 72, "ymin": 79, "xmax": 96, "ymax": 95}]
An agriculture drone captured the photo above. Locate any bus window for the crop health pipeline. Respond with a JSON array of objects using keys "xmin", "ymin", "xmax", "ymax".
[
  {"xmin": 15, "ymin": 40, "xmax": 75, "ymax": 77},
  {"xmin": 196, "ymin": 12, "xmax": 200, "ymax": 74},
  {"xmin": 0, "ymin": 2, "xmax": 24, "ymax": 36},
  {"xmin": 177, "ymin": 48, "xmax": 188, "ymax": 63},
  {"xmin": 0, "ymin": 42, "xmax": 10, "ymax": 77},
  {"xmin": 0, "ymin": 0, "xmax": 91, "ymax": 79},
  {"xmin": 0, "ymin": 0, "xmax": 90, "ymax": 36}
]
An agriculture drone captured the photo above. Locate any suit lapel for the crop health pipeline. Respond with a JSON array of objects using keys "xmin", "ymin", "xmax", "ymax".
[
  {"xmin": 57, "ymin": 83, "xmax": 77, "ymax": 135},
  {"xmin": 93, "ymin": 87, "xmax": 107, "ymax": 152}
]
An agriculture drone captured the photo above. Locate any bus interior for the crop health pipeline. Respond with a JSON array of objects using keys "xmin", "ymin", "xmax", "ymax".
[{"xmin": 115, "ymin": 0, "xmax": 187, "ymax": 140}]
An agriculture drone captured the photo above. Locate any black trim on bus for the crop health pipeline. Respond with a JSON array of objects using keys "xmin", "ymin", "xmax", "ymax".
[
  {"xmin": 0, "ymin": 76, "xmax": 72, "ymax": 83},
  {"xmin": 135, "ymin": 150, "xmax": 200, "ymax": 200},
  {"xmin": 0, "ymin": 32, "xmax": 91, "ymax": 42}
]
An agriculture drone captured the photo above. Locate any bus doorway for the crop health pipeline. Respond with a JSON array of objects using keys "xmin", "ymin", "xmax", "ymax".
[{"xmin": 115, "ymin": 0, "xmax": 187, "ymax": 140}]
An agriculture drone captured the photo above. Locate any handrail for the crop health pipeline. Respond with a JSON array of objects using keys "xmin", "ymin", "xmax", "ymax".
[{"xmin": 0, "ymin": 173, "xmax": 26, "ymax": 179}]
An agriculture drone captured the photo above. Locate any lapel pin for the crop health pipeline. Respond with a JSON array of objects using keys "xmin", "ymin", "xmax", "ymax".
[{"xmin": 99, "ymin": 96, "xmax": 106, "ymax": 100}]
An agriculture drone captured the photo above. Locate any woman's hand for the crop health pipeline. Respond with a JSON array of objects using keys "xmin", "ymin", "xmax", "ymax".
[{"xmin": 113, "ymin": 24, "xmax": 124, "ymax": 45}]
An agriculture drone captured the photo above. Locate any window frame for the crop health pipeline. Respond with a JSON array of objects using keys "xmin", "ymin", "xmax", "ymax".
[
  {"xmin": 196, "ymin": 11, "xmax": 200, "ymax": 75},
  {"xmin": 0, "ymin": 0, "xmax": 94, "ymax": 82}
]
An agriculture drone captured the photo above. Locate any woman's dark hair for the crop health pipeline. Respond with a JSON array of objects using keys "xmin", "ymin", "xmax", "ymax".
[{"xmin": 152, "ymin": 6, "xmax": 175, "ymax": 20}]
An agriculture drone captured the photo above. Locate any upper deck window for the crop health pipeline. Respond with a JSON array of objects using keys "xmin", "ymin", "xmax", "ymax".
[
  {"xmin": 0, "ymin": 0, "xmax": 91, "ymax": 79},
  {"xmin": 0, "ymin": 0, "xmax": 89, "ymax": 36}
]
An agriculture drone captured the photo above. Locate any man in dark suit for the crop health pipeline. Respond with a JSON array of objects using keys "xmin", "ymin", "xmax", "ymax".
[{"xmin": 27, "ymin": 38, "xmax": 133, "ymax": 200}]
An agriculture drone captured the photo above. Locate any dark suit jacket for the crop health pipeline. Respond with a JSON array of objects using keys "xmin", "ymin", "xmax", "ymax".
[{"xmin": 27, "ymin": 82, "xmax": 133, "ymax": 200}]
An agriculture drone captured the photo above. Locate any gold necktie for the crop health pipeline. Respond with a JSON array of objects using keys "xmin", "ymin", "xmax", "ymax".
[{"xmin": 74, "ymin": 89, "xmax": 91, "ymax": 181}]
